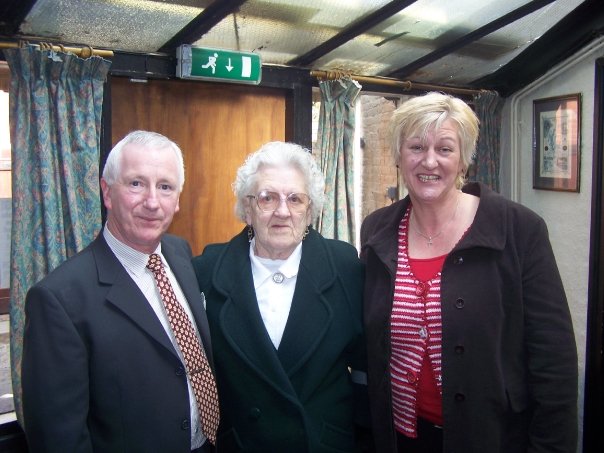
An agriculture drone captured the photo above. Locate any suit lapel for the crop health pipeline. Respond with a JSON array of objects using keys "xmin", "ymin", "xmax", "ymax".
[
  {"xmin": 161, "ymin": 238, "xmax": 215, "ymax": 365},
  {"xmin": 92, "ymin": 235, "xmax": 179, "ymax": 358},
  {"xmin": 277, "ymin": 229, "xmax": 335, "ymax": 375}
]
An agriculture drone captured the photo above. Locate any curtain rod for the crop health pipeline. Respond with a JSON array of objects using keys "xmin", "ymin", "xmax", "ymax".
[
  {"xmin": 0, "ymin": 41, "xmax": 114, "ymax": 58},
  {"xmin": 310, "ymin": 69, "xmax": 485, "ymax": 97}
]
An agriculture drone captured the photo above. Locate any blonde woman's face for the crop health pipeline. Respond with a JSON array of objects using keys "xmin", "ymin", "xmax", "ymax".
[
  {"xmin": 245, "ymin": 165, "xmax": 312, "ymax": 260},
  {"xmin": 398, "ymin": 119, "xmax": 464, "ymax": 204}
]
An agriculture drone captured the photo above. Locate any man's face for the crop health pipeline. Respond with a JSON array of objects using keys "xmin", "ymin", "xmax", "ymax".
[{"xmin": 101, "ymin": 143, "xmax": 181, "ymax": 254}]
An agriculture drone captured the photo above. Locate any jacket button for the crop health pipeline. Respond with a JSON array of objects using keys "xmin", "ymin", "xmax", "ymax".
[
  {"xmin": 175, "ymin": 366, "xmax": 185, "ymax": 376},
  {"xmin": 181, "ymin": 419, "xmax": 190, "ymax": 430},
  {"xmin": 454, "ymin": 345, "xmax": 465, "ymax": 354},
  {"xmin": 454, "ymin": 393, "xmax": 465, "ymax": 402},
  {"xmin": 406, "ymin": 371, "xmax": 417, "ymax": 384},
  {"xmin": 248, "ymin": 407, "xmax": 261, "ymax": 420},
  {"xmin": 453, "ymin": 256, "xmax": 464, "ymax": 265},
  {"xmin": 455, "ymin": 298, "xmax": 465, "ymax": 308}
]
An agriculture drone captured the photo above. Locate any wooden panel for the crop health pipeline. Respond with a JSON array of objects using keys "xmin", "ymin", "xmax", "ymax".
[
  {"xmin": 0, "ymin": 288, "xmax": 8, "ymax": 315},
  {"xmin": 111, "ymin": 76, "xmax": 286, "ymax": 255},
  {"xmin": 0, "ymin": 62, "xmax": 9, "ymax": 92}
]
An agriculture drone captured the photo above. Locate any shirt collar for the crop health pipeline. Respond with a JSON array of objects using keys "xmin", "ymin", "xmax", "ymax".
[
  {"xmin": 103, "ymin": 225, "xmax": 162, "ymax": 277},
  {"xmin": 248, "ymin": 238, "xmax": 303, "ymax": 283}
]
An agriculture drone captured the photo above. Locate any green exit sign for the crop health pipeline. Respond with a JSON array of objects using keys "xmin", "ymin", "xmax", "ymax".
[{"xmin": 176, "ymin": 45, "xmax": 262, "ymax": 85}]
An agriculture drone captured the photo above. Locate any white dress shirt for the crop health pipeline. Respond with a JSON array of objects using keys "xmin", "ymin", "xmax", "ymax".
[{"xmin": 249, "ymin": 239, "xmax": 302, "ymax": 349}]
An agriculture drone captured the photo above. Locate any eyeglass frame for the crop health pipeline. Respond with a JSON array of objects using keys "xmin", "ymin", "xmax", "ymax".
[{"xmin": 246, "ymin": 190, "xmax": 312, "ymax": 213}]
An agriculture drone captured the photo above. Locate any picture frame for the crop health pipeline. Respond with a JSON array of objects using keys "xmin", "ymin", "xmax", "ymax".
[{"xmin": 532, "ymin": 93, "xmax": 581, "ymax": 192}]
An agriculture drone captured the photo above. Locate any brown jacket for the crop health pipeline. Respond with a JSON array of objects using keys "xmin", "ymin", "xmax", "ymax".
[{"xmin": 360, "ymin": 182, "xmax": 578, "ymax": 453}]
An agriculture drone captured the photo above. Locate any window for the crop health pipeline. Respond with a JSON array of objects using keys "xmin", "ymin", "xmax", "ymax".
[{"xmin": 0, "ymin": 61, "xmax": 14, "ymax": 419}]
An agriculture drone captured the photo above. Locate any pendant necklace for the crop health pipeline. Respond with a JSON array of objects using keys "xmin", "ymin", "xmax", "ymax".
[{"xmin": 411, "ymin": 196, "xmax": 460, "ymax": 247}]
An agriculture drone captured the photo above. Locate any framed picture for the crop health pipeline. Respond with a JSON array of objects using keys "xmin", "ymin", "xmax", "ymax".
[{"xmin": 533, "ymin": 93, "xmax": 581, "ymax": 192}]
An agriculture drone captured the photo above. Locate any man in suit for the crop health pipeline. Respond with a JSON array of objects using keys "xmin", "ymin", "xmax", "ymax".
[{"xmin": 21, "ymin": 130, "xmax": 218, "ymax": 453}]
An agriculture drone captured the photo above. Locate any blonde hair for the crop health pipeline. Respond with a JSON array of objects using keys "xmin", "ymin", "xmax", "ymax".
[{"xmin": 390, "ymin": 92, "xmax": 479, "ymax": 189}]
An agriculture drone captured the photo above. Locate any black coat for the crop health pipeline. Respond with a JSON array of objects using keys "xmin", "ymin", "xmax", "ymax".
[
  {"xmin": 193, "ymin": 228, "xmax": 367, "ymax": 453},
  {"xmin": 22, "ymin": 233, "xmax": 214, "ymax": 453},
  {"xmin": 360, "ymin": 183, "xmax": 578, "ymax": 453}
]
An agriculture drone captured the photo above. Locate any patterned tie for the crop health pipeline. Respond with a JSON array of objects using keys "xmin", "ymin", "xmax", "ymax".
[{"xmin": 146, "ymin": 253, "xmax": 220, "ymax": 445}]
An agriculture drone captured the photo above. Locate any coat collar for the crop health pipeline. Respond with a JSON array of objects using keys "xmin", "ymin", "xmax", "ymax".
[
  {"xmin": 210, "ymin": 228, "xmax": 337, "ymax": 385},
  {"xmin": 211, "ymin": 227, "xmax": 337, "ymax": 294},
  {"xmin": 456, "ymin": 182, "xmax": 507, "ymax": 251},
  {"xmin": 362, "ymin": 182, "xmax": 508, "ymax": 268}
]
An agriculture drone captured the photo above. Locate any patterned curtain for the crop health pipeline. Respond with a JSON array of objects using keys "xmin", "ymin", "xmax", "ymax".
[
  {"xmin": 315, "ymin": 78, "xmax": 361, "ymax": 243},
  {"xmin": 4, "ymin": 46, "xmax": 111, "ymax": 423},
  {"xmin": 468, "ymin": 90, "xmax": 506, "ymax": 192}
]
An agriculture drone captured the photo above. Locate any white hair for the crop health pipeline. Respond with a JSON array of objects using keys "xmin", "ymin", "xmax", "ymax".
[
  {"xmin": 232, "ymin": 141, "xmax": 325, "ymax": 223},
  {"xmin": 102, "ymin": 130, "xmax": 185, "ymax": 191}
]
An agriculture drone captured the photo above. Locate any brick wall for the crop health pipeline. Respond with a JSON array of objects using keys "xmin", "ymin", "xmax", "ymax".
[
  {"xmin": 311, "ymin": 92, "xmax": 413, "ymax": 237},
  {"xmin": 359, "ymin": 95, "xmax": 400, "ymax": 223}
]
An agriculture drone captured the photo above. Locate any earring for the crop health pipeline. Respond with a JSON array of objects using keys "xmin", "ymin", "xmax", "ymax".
[
  {"xmin": 302, "ymin": 225, "xmax": 310, "ymax": 240},
  {"xmin": 247, "ymin": 225, "xmax": 254, "ymax": 242}
]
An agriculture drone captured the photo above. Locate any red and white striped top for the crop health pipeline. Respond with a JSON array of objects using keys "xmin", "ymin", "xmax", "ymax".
[{"xmin": 390, "ymin": 207, "xmax": 443, "ymax": 438}]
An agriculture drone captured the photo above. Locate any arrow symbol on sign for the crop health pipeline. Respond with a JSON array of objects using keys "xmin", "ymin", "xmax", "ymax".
[{"xmin": 226, "ymin": 58, "xmax": 233, "ymax": 72}]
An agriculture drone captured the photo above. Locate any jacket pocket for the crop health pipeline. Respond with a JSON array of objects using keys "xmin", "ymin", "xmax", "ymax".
[
  {"xmin": 320, "ymin": 421, "xmax": 355, "ymax": 452},
  {"xmin": 216, "ymin": 427, "xmax": 243, "ymax": 452}
]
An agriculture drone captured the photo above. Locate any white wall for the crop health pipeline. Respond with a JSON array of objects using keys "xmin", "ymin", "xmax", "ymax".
[{"xmin": 500, "ymin": 36, "xmax": 604, "ymax": 452}]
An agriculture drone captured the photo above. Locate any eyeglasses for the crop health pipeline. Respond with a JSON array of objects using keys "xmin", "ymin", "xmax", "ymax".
[{"xmin": 247, "ymin": 190, "xmax": 311, "ymax": 213}]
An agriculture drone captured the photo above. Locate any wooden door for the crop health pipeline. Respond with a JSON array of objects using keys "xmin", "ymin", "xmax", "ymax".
[{"xmin": 111, "ymin": 76, "xmax": 286, "ymax": 255}]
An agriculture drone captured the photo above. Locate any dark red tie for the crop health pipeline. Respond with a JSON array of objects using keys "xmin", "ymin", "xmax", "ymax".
[{"xmin": 146, "ymin": 253, "xmax": 220, "ymax": 444}]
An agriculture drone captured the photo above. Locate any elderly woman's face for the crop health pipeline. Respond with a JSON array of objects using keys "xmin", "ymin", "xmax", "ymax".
[
  {"xmin": 245, "ymin": 165, "xmax": 312, "ymax": 260},
  {"xmin": 399, "ymin": 118, "xmax": 464, "ymax": 204}
]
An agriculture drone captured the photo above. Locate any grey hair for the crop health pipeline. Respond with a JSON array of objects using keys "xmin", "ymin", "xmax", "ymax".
[
  {"xmin": 102, "ymin": 130, "xmax": 185, "ymax": 191},
  {"xmin": 390, "ymin": 92, "xmax": 479, "ymax": 189},
  {"xmin": 233, "ymin": 141, "xmax": 325, "ymax": 224}
]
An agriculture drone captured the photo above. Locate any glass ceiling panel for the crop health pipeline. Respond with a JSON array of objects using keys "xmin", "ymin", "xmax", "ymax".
[
  {"xmin": 412, "ymin": 0, "xmax": 586, "ymax": 85},
  {"xmin": 20, "ymin": 0, "xmax": 209, "ymax": 53},
  {"xmin": 14, "ymin": 0, "xmax": 589, "ymax": 89},
  {"xmin": 192, "ymin": 0, "xmax": 393, "ymax": 66},
  {"xmin": 311, "ymin": 0, "xmax": 534, "ymax": 76}
]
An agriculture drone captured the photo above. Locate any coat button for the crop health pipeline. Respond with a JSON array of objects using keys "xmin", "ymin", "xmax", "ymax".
[
  {"xmin": 181, "ymin": 419, "xmax": 190, "ymax": 430},
  {"xmin": 453, "ymin": 256, "xmax": 464, "ymax": 265},
  {"xmin": 406, "ymin": 371, "xmax": 417, "ymax": 384},
  {"xmin": 454, "ymin": 393, "xmax": 465, "ymax": 402},
  {"xmin": 419, "ymin": 326, "xmax": 428, "ymax": 339},
  {"xmin": 248, "ymin": 407, "xmax": 261, "ymax": 420},
  {"xmin": 455, "ymin": 298, "xmax": 465, "ymax": 308},
  {"xmin": 175, "ymin": 366, "xmax": 185, "ymax": 376},
  {"xmin": 454, "ymin": 345, "xmax": 465, "ymax": 354}
]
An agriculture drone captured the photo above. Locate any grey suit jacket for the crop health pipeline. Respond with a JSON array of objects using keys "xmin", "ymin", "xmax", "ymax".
[{"xmin": 22, "ymin": 232, "xmax": 214, "ymax": 453}]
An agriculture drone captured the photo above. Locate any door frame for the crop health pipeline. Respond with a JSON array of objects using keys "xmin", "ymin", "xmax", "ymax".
[{"xmin": 584, "ymin": 56, "xmax": 604, "ymax": 452}]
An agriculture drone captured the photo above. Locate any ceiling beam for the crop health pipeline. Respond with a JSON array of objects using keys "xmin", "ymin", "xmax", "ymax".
[
  {"xmin": 388, "ymin": 0, "xmax": 556, "ymax": 79},
  {"xmin": 473, "ymin": 0, "xmax": 604, "ymax": 97},
  {"xmin": 0, "ymin": 0, "xmax": 37, "ymax": 36},
  {"xmin": 287, "ymin": 0, "xmax": 418, "ymax": 67},
  {"xmin": 158, "ymin": 0, "xmax": 247, "ymax": 53}
]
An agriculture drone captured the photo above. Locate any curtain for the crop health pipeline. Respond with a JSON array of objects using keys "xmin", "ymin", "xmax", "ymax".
[
  {"xmin": 4, "ymin": 45, "xmax": 111, "ymax": 423},
  {"xmin": 315, "ymin": 78, "xmax": 361, "ymax": 243},
  {"xmin": 468, "ymin": 90, "xmax": 506, "ymax": 192}
]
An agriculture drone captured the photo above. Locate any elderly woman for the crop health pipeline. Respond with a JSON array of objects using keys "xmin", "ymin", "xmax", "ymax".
[
  {"xmin": 192, "ymin": 141, "xmax": 369, "ymax": 452},
  {"xmin": 360, "ymin": 92, "xmax": 578, "ymax": 453}
]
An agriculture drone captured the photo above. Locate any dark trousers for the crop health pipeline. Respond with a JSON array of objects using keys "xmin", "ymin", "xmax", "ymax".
[{"xmin": 396, "ymin": 418, "xmax": 443, "ymax": 453}]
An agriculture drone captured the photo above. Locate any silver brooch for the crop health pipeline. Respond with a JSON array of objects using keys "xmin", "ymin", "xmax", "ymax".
[{"xmin": 272, "ymin": 272, "xmax": 285, "ymax": 284}]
